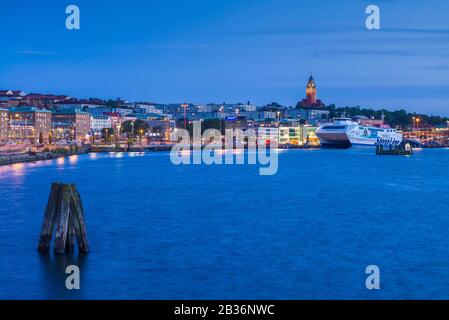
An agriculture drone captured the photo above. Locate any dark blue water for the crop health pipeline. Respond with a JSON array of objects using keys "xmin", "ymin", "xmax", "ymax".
[{"xmin": 1, "ymin": 149, "xmax": 449, "ymax": 299}]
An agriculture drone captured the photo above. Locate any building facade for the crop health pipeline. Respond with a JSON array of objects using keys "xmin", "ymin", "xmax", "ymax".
[
  {"xmin": 257, "ymin": 127, "xmax": 279, "ymax": 145},
  {"xmin": 9, "ymin": 107, "xmax": 52, "ymax": 142},
  {"xmin": 52, "ymin": 111, "xmax": 91, "ymax": 142},
  {"xmin": 0, "ymin": 108, "xmax": 9, "ymax": 142},
  {"xmin": 90, "ymin": 115, "xmax": 112, "ymax": 132},
  {"xmin": 279, "ymin": 126, "xmax": 302, "ymax": 145}
]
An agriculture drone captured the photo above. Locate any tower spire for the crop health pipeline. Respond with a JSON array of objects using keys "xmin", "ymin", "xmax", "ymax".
[{"xmin": 306, "ymin": 74, "xmax": 317, "ymax": 106}]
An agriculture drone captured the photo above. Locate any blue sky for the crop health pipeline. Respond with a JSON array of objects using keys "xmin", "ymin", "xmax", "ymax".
[{"xmin": 1, "ymin": 0, "xmax": 449, "ymax": 115}]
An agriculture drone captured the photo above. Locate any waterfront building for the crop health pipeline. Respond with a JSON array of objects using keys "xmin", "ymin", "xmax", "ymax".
[
  {"xmin": 103, "ymin": 112, "xmax": 123, "ymax": 130},
  {"xmin": 303, "ymin": 125, "xmax": 320, "ymax": 146},
  {"xmin": 52, "ymin": 111, "xmax": 91, "ymax": 142},
  {"xmin": 0, "ymin": 108, "xmax": 8, "ymax": 142},
  {"xmin": 144, "ymin": 119, "xmax": 176, "ymax": 143},
  {"xmin": 90, "ymin": 115, "xmax": 112, "ymax": 132},
  {"xmin": 9, "ymin": 107, "xmax": 52, "ymax": 142},
  {"xmin": 279, "ymin": 126, "xmax": 302, "ymax": 145},
  {"xmin": 257, "ymin": 126, "xmax": 279, "ymax": 145}
]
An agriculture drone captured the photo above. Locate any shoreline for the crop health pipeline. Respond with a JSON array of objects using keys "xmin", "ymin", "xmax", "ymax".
[
  {"xmin": 0, "ymin": 145, "xmax": 175, "ymax": 167},
  {"xmin": 0, "ymin": 144, "xmax": 446, "ymax": 168},
  {"xmin": 0, "ymin": 149, "xmax": 90, "ymax": 167}
]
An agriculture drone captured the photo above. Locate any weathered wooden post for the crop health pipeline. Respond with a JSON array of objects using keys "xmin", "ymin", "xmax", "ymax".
[
  {"xmin": 37, "ymin": 183, "xmax": 62, "ymax": 253},
  {"xmin": 69, "ymin": 185, "xmax": 89, "ymax": 253},
  {"xmin": 37, "ymin": 183, "xmax": 89, "ymax": 254}
]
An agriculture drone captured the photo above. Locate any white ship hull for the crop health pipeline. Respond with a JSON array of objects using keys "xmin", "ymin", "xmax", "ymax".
[{"xmin": 316, "ymin": 119, "xmax": 402, "ymax": 149}]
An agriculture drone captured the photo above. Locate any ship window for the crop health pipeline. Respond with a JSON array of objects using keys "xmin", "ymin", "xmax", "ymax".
[{"xmin": 322, "ymin": 126, "xmax": 346, "ymax": 130}]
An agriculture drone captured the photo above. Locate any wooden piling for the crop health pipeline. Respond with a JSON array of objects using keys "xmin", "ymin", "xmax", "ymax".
[
  {"xmin": 37, "ymin": 183, "xmax": 89, "ymax": 254},
  {"xmin": 37, "ymin": 183, "xmax": 62, "ymax": 253},
  {"xmin": 70, "ymin": 185, "xmax": 89, "ymax": 253}
]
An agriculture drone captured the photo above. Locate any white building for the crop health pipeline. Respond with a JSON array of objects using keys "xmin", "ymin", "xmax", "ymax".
[
  {"xmin": 257, "ymin": 127, "xmax": 279, "ymax": 145},
  {"xmin": 243, "ymin": 104, "xmax": 257, "ymax": 112},
  {"xmin": 196, "ymin": 104, "xmax": 214, "ymax": 113},
  {"xmin": 259, "ymin": 111, "xmax": 277, "ymax": 120},
  {"xmin": 135, "ymin": 104, "xmax": 164, "ymax": 115},
  {"xmin": 279, "ymin": 126, "xmax": 302, "ymax": 145},
  {"xmin": 90, "ymin": 115, "xmax": 112, "ymax": 132},
  {"xmin": 55, "ymin": 102, "xmax": 104, "ymax": 112},
  {"xmin": 112, "ymin": 107, "xmax": 134, "ymax": 116}
]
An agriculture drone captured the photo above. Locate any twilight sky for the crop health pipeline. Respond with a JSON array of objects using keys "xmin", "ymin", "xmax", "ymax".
[{"xmin": 1, "ymin": 0, "xmax": 449, "ymax": 115}]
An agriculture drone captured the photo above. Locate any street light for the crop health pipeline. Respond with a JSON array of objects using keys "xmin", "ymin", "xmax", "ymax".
[
  {"xmin": 219, "ymin": 106, "xmax": 224, "ymax": 135},
  {"xmin": 116, "ymin": 124, "xmax": 121, "ymax": 144}
]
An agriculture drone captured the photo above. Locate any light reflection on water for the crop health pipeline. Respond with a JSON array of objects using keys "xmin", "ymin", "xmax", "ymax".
[{"xmin": 68, "ymin": 155, "xmax": 79, "ymax": 164}]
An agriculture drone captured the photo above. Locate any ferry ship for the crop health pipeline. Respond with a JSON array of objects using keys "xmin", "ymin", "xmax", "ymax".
[{"xmin": 316, "ymin": 118, "xmax": 403, "ymax": 148}]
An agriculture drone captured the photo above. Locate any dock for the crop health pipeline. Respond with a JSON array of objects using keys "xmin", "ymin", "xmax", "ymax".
[{"xmin": 376, "ymin": 144, "xmax": 413, "ymax": 156}]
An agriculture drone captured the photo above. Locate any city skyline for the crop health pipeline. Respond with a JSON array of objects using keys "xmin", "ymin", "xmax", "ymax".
[{"xmin": 2, "ymin": 1, "xmax": 449, "ymax": 115}]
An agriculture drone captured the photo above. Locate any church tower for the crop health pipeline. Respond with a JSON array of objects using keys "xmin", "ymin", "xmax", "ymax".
[{"xmin": 306, "ymin": 75, "xmax": 317, "ymax": 106}]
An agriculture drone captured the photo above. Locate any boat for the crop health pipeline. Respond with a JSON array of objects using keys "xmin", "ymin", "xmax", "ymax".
[{"xmin": 316, "ymin": 118, "xmax": 403, "ymax": 149}]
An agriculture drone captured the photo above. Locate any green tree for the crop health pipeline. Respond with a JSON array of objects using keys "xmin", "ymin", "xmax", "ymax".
[
  {"xmin": 179, "ymin": 119, "xmax": 226, "ymax": 136},
  {"xmin": 101, "ymin": 128, "xmax": 114, "ymax": 143},
  {"xmin": 122, "ymin": 120, "xmax": 149, "ymax": 135}
]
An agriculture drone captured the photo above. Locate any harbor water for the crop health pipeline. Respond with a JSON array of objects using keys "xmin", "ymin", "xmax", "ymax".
[{"xmin": 1, "ymin": 148, "xmax": 449, "ymax": 299}]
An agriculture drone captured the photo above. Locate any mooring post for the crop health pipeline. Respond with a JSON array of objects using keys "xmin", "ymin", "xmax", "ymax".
[
  {"xmin": 54, "ymin": 185, "xmax": 72, "ymax": 254},
  {"xmin": 37, "ymin": 183, "xmax": 62, "ymax": 253},
  {"xmin": 38, "ymin": 183, "xmax": 89, "ymax": 254},
  {"xmin": 65, "ymin": 225, "xmax": 76, "ymax": 253},
  {"xmin": 70, "ymin": 185, "xmax": 89, "ymax": 253}
]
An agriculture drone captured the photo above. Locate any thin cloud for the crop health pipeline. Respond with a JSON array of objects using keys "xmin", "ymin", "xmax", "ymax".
[{"xmin": 15, "ymin": 50, "xmax": 58, "ymax": 55}]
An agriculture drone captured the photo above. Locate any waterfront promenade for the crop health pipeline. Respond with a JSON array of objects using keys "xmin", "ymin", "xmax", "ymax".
[
  {"xmin": 0, "ymin": 151, "xmax": 83, "ymax": 166},
  {"xmin": 0, "ymin": 145, "xmax": 175, "ymax": 167}
]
